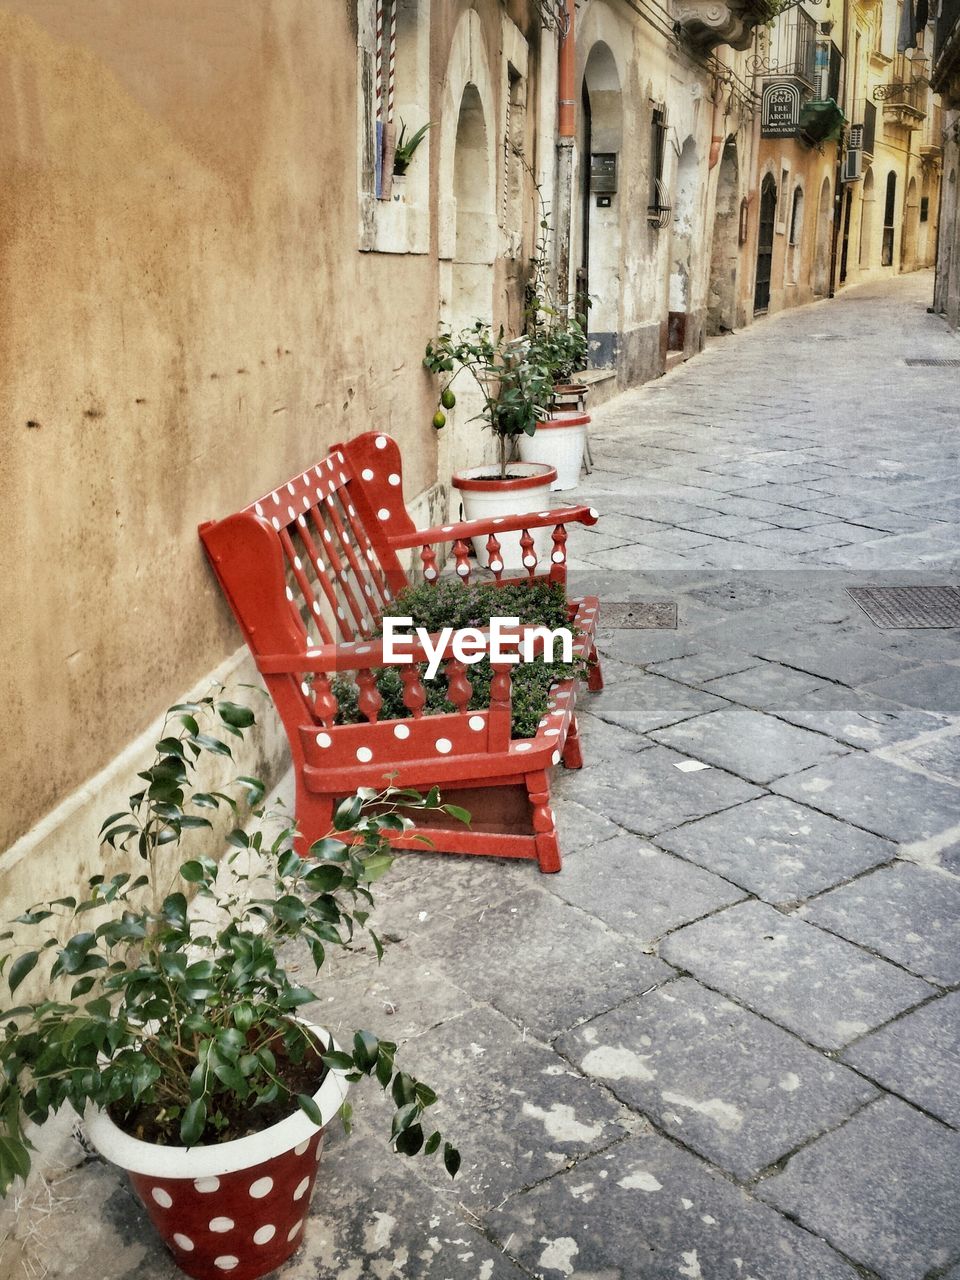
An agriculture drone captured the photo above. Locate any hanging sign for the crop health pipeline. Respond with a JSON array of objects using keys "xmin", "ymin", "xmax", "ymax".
[{"xmin": 761, "ymin": 81, "xmax": 802, "ymax": 137}]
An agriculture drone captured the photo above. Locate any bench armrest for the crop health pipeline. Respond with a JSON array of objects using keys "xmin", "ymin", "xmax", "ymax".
[{"xmin": 386, "ymin": 504, "xmax": 599, "ymax": 551}]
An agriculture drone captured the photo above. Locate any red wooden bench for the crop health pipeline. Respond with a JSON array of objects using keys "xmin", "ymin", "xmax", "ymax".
[{"xmin": 199, "ymin": 431, "xmax": 602, "ymax": 872}]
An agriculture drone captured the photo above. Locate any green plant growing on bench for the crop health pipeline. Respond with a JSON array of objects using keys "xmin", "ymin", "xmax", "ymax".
[
  {"xmin": 331, "ymin": 579, "xmax": 588, "ymax": 740},
  {"xmin": 0, "ymin": 692, "xmax": 461, "ymax": 1198}
]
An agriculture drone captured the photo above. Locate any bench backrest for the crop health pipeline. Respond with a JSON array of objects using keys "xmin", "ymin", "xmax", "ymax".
[{"xmin": 199, "ymin": 432, "xmax": 418, "ymax": 735}]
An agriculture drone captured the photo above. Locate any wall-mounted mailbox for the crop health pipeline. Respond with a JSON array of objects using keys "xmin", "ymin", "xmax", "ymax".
[{"xmin": 590, "ymin": 152, "xmax": 618, "ymax": 195}]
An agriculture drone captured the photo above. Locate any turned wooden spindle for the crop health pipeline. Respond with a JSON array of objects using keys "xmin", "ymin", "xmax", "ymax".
[
  {"xmin": 400, "ymin": 665, "xmax": 427, "ymax": 718},
  {"xmin": 452, "ymin": 538, "xmax": 472, "ymax": 580},
  {"xmin": 420, "ymin": 544, "xmax": 439, "ymax": 583},
  {"xmin": 549, "ymin": 524, "xmax": 568, "ymax": 584},
  {"xmin": 485, "ymin": 532, "xmax": 504, "ymax": 581},
  {"xmin": 356, "ymin": 667, "xmax": 382, "ymax": 723},
  {"xmin": 312, "ymin": 672, "xmax": 339, "ymax": 725},
  {"xmin": 519, "ymin": 527, "xmax": 537, "ymax": 577},
  {"xmin": 444, "ymin": 655, "xmax": 472, "ymax": 713}
]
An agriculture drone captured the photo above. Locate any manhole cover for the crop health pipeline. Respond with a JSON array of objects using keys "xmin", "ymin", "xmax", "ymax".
[
  {"xmin": 603, "ymin": 601, "xmax": 677, "ymax": 629},
  {"xmin": 848, "ymin": 585, "xmax": 960, "ymax": 628},
  {"xmin": 904, "ymin": 358, "xmax": 960, "ymax": 367}
]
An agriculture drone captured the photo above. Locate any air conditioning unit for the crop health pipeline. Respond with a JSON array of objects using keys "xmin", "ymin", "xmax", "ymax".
[
  {"xmin": 843, "ymin": 147, "xmax": 863, "ymax": 182},
  {"xmin": 849, "ymin": 123, "xmax": 864, "ymax": 149}
]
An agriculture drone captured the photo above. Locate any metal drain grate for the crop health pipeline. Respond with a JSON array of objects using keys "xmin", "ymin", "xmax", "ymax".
[
  {"xmin": 848, "ymin": 585, "xmax": 960, "ymax": 628},
  {"xmin": 602, "ymin": 601, "xmax": 677, "ymax": 629},
  {"xmin": 904, "ymin": 358, "xmax": 960, "ymax": 367}
]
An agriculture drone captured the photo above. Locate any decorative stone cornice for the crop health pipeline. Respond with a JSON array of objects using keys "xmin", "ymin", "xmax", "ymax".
[{"xmin": 672, "ymin": 0, "xmax": 764, "ymax": 51}]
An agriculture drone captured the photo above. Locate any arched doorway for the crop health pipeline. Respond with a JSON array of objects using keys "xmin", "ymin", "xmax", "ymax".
[
  {"xmin": 859, "ymin": 167, "xmax": 875, "ymax": 268},
  {"xmin": 882, "ymin": 171, "xmax": 897, "ymax": 266},
  {"xmin": 901, "ymin": 176, "xmax": 920, "ymax": 272},
  {"xmin": 447, "ymin": 83, "xmax": 494, "ymax": 471},
  {"xmin": 754, "ymin": 173, "xmax": 777, "ymax": 314},
  {"xmin": 669, "ymin": 137, "xmax": 700, "ymax": 348},
  {"xmin": 707, "ymin": 140, "xmax": 740, "ymax": 334},
  {"xmin": 812, "ymin": 176, "xmax": 832, "ymax": 296},
  {"xmin": 578, "ymin": 41, "xmax": 622, "ymax": 369}
]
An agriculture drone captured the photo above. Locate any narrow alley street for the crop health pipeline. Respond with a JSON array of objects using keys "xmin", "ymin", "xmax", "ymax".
[{"xmin": 13, "ymin": 274, "xmax": 960, "ymax": 1280}]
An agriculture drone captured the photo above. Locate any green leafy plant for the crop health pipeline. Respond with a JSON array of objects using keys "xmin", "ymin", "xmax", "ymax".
[
  {"xmin": 392, "ymin": 119, "xmax": 432, "ymax": 176},
  {"xmin": 0, "ymin": 693, "xmax": 462, "ymax": 1197},
  {"xmin": 331, "ymin": 580, "xmax": 587, "ymax": 740},
  {"xmin": 423, "ymin": 322, "xmax": 554, "ymax": 478}
]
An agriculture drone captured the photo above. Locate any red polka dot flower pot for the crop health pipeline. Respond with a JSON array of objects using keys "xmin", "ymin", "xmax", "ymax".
[{"xmin": 84, "ymin": 1028, "xmax": 349, "ymax": 1280}]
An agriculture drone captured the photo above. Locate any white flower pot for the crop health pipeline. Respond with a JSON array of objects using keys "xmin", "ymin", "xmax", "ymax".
[
  {"xmin": 451, "ymin": 462, "xmax": 558, "ymax": 572},
  {"xmin": 518, "ymin": 414, "xmax": 590, "ymax": 491}
]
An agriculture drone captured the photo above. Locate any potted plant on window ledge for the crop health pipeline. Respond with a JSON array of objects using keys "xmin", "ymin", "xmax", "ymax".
[
  {"xmin": 0, "ymin": 693, "xmax": 460, "ymax": 1280},
  {"xmin": 424, "ymin": 320, "xmax": 557, "ymax": 566}
]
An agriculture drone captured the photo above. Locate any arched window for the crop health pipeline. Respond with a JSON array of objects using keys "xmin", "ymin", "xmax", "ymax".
[{"xmin": 789, "ymin": 185, "xmax": 805, "ymax": 246}]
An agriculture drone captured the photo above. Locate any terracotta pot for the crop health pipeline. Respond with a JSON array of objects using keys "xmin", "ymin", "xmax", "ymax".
[
  {"xmin": 451, "ymin": 462, "xmax": 557, "ymax": 570},
  {"xmin": 84, "ymin": 1026, "xmax": 350, "ymax": 1280},
  {"xmin": 518, "ymin": 414, "xmax": 590, "ymax": 491}
]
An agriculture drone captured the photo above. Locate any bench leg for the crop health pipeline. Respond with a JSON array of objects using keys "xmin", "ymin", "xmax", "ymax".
[
  {"xmin": 526, "ymin": 770, "xmax": 561, "ymax": 873},
  {"xmin": 293, "ymin": 787, "xmax": 334, "ymax": 857},
  {"xmin": 587, "ymin": 643, "xmax": 604, "ymax": 692},
  {"xmin": 562, "ymin": 716, "xmax": 583, "ymax": 769}
]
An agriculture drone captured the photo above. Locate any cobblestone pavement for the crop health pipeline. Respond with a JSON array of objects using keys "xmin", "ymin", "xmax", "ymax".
[{"xmin": 7, "ymin": 272, "xmax": 960, "ymax": 1280}]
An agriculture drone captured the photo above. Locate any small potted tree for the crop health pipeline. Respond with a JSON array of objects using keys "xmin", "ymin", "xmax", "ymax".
[
  {"xmin": 0, "ymin": 692, "xmax": 460, "ymax": 1280},
  {"xmin": 519, "ymin": 305, "xmax": 591, "ymax": 490},
  {"xmin": 423, "ymin": 321, "xmax": 556, "ymax": 566}
]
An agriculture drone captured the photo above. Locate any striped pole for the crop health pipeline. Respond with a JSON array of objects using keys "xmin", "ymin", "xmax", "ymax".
[
  {"xmin": 375, "ymin": 0, "xmax": 384, "ymax": 197},
  {"xmin": 387, "ymin": 0, "xmax": 397, "ymax": 124}
]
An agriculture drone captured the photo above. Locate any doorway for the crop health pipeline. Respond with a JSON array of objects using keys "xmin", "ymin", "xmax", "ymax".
[
  {"xmin": 754, "ymin": 174, "xmax": 777, "ymax": 314},
  {"xmin": 578, "ymin": 41, "xmax": 622, "ymax": 368},
  {"xmin": 707, "ymin": 140, "xmax": 740, "ymax": 334}
]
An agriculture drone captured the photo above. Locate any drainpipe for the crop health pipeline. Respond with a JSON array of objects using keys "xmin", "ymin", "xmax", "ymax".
[{"xmin": 555, "ymin": 0, "xmax": 576, "ymax": 305}]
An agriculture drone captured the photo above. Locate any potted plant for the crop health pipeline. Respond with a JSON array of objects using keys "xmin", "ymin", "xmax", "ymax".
[
  {"xmin": 390, "ymin": 118, "xmax": 431, "ymax": 203},
  {"xmin": 423, "ymin": 321, "xmax": 557, "ymax": 566},
  {"xmin": 0, "ymin": 692, "xmax": 460, "ymax": 1280},
  {"xmin": 518, "ymin": 306, "xmax": 591, "ymax": 490}
]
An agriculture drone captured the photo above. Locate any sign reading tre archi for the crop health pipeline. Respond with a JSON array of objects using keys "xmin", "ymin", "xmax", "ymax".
[{"xmin": 761, "ymin": 80, "xmax": 802, "ymax": 137}]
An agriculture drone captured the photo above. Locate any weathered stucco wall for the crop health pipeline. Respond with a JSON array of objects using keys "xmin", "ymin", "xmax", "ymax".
[{"xmin": 0, "ymin": 2, "xmax": 463, "ymax": 856}]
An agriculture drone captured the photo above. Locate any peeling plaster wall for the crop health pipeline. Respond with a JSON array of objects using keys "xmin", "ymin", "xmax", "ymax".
[{"xmin": 0, "ymin": 1, "xmax": 541, "ymax": 882}]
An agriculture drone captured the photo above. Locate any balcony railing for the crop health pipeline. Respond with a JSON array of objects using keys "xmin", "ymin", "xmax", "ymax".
[
  {"xmin": 875, "ymin": 53, "xmax": 928, "ymax": 125},
  {"xmin": 921, "ymin": 101, "xmax": 944, "ymax": 153},
  {"xmin": 749, "ymin": 7, "xmax": 818, "ymax": 87},
  {"xmin": 935, "ymin": 0, "xmax": 960, "ymax": 62}
]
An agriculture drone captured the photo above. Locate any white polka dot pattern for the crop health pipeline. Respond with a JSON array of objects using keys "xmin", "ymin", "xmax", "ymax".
[
  {"xmin": 316, "ymin": 732, "xmax": 331, "ymax": 748},
  {"xmin": 209, "ymin": 1216, "xmax": 234, "ymax": 1233},
  {"xmin": 253, "ymin": 1224, "xmax": 276, "ymax": 1244},
  {"xmin": 173, "ymin": 1233, "xmax": 194, "ymax": 1251},
  {"xmin": 361, "ymin": 468, "xmax": 374, "ymax": 480},
  {"xmin": 435, "ymin": 738, "xmax": 452, "ymax": 754},
  {"xmin": 151, "ymin": 1187, "xmax": 173, "ymax": 1208},
  {"xmin": 468, "ymin": 715, "xmax": 484, "ymax": 731},
  {"xmin": 287, "ymin": 1220, "xmax": 304, "ymax": 1241},
  {"xmin": 294, "ymin": 1140, "xmax": 310, "ymax": 1156},
  {"xmin": 214, "ymin": 1257, "xmax": 239, "ymax": 1271},
  {"xmin": 375, "ymin": 435, "xmax": 387, "ymax": 449},
  {"xmin": 356, "ymin": 747, "xmax": 373, "ymax": 763},
  {"xmin": 293, "ymin": 1176, "xmax": 311, "ymax": 1201},
  {"xmin": 394, "ymin": 724, "xmax": 410, "ymax": 739},
  {"xmin": 249, "ymin": 1177, "xmax": 273, "ymax": 1199},
  {"xmin": 377, "ymin": 508, "xmax": 391, "ymax": 521}
]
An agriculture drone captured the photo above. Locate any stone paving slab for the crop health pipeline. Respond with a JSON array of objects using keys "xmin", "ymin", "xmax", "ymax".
[
  {"xmin": 659, "ymin": 899, "xmax": 935, "ymax": 1049},
  {"xmin": 802, "ymin": 862, "xmax": 960, "ymax": 985},
  {"xmin": 378, "ymin": 1005, "xmax": 630, "ymax": 1209},
  {"xmin": 842, "ymin": 991, "xmax": 960, "ymax": 1128},
  {"xmin": 586, "ymin": 675, "xmax": 731, "ymax": 736},
  {"xmin": 646, "ymin": 651, "xmax": 762, "ymax": 685},
  {"xmin": 756, "ymin": 1097, "xmax": 960, "ymax": 1280},
  {"xmin": 773, "ymin": 752, "xmax": 960, "ymax": 843},
  {"xmin": 417, "ymin": 889, "xmax": 675, "ymax": 1040},
  {"xmin": 653, "ymin": 794, "xmax": 897, "ymax": 902},
  {"xmin": 572, "ymin": 744, "xmax": 764, "ymax": 835},
  {"xmin": 289, "ymin": 1134, "xmax": 530, "ymax": 1280},
  {"xmin": 864, "ymin": 663, "xmax": 960, "ymax": 716},
  {"xmin": 544, "ymin": 832, "xmax": 746, "ymax": 943},
  {"xmin": 486, "ymin": 1132, "xmax": 862, "ymax": 1280},
  {"xmin": 892, "ymin": 726, "xmax": 960, "ymax": 783},
  {"xmin": 752, "ymin": 636, "xmax": 923, "ymax": 686},
  {"xmin": 650, "ymin": 704, "xmax": 847, "ymax": 784},
  {"xmin": 698, "ymin": 661, "xmax": 833, "ymax": 708},
  {"xmin": 559, "ymin": 977, "xmax": 877, "ymax": 1179},
  {"xmin": 774, "ymin": 683, "xmax": 952, "ymax": 747}
]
